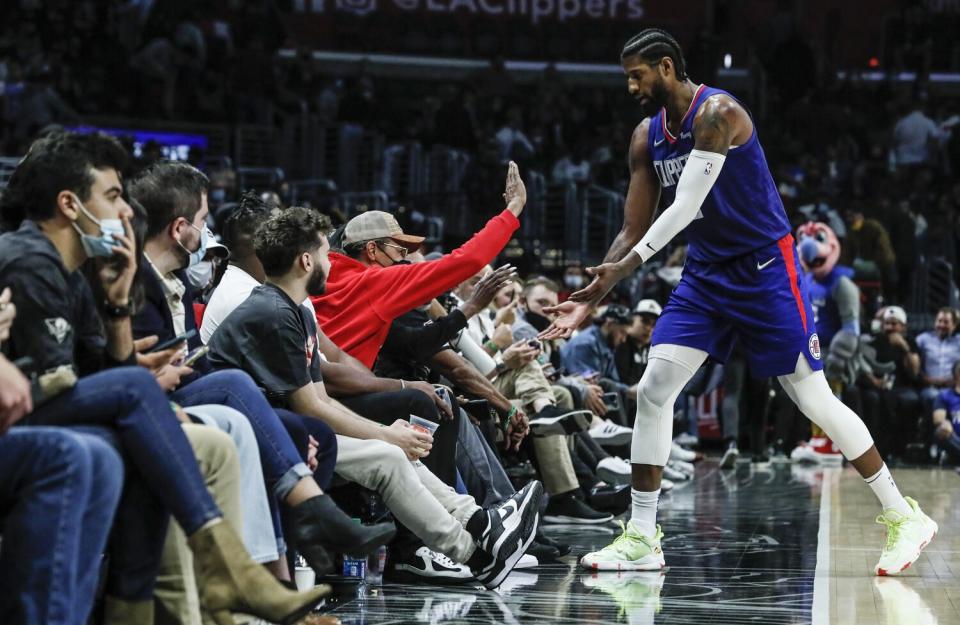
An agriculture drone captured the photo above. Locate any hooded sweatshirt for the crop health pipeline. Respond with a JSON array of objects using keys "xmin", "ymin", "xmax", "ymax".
[
  {"xmin": 0, "ymin": 220, "xmax": 127, "ymax": 376},
  {"xmin": 311, "ymin": 208, "xmax": 519, "ymax": 367}
]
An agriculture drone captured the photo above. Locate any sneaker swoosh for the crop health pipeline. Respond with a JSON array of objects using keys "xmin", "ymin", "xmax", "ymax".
[{"xmin": 654, "ymin": 138, "xmax": 665, "ymax": 146}]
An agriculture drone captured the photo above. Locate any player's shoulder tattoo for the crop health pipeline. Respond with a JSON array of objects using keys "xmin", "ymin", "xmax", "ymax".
[{"xmin": 692, "ymin": 94, "xmax": 739, "ymax": 155}]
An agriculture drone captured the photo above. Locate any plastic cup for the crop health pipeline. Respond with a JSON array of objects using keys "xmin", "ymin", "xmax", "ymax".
[
  {"xmin": 294, "ymin": 566, "xmax": 316, "ymax": 590},
  {"xmin": 409, "ymin": 415, "xmax": 439, "ymax": 436}
]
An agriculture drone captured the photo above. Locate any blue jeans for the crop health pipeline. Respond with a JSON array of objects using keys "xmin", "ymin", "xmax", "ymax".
[
  {"xmin": 170, "ymin": 370, "xmax": 315, "ymax": 500},
  {"xmin": 275, "ymin": 409, "xmax": 338, "ymax": 491},
  {"xmin": 24, "ymin": 367, "xmax": 222, "ymax": 534},
  {"xmin": 0, "ymin": 427, "xmax": 123, "ymax": 625}
]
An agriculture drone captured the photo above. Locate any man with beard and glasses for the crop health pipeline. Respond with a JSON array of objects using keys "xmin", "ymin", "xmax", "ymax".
[
  {"xmin": 208, "ymin": 207, "xmax": 543, "ymax": 589},
  {"xmin": 539, "ymin": 27, "xmax": 937, "ymax": 576}
]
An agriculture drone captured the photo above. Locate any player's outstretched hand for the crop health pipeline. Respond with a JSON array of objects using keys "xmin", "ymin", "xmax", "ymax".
[
  {"xmin": 538, "ymin": 300, "xmax": 593, "ymax": 340},
  {"xmin": 503, "ymin": 161, "xmax": 527, "ymax": 217},
  {"xmin": 568, "ymin": 262, "xmax": 626, "ymax": 303}
]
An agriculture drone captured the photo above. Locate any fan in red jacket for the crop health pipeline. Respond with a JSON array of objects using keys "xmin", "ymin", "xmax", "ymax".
[{"xmin": 312, "ymin": 162, "xmax": 527, "ymax": 368}]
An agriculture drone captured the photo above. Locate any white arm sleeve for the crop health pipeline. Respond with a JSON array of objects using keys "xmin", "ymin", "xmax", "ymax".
[
  {"xmin": 632, "ymin": 149, "xmax": 726, "ymax": 262},
  {"xmin": 450, "ymin": 329, "xmax": 497, "ymax": 376}
]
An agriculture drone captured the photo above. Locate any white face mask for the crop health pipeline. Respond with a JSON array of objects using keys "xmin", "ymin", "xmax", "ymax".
[
  {"xmin": 564, "ymin": 275, "xmax": 585, "ymax": 289},
  {"xmin": 185, "ymin": 260, "xmax": 214, "ymax": 289}
]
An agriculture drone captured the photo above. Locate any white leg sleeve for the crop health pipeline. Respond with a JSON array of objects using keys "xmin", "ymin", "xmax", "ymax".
[
  {"xmin": 777, "ymin": 354, "xmax": 875, "ymax": 460},
  {"xmin": 631, "ymin": 345, "xmax": 708, "ymax": 466}
]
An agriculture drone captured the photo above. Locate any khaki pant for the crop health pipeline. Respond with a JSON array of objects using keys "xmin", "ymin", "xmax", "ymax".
[
  {"xmin": 334, "ymin": 436, "xmax": 480, "ymax": 563},
  {"xmin": 155, "ymin": 424, "xmax": 242, "ymax": 625},
  {"xmin": 495, "ymin": 362, "xmax": 579, "ymax": 495}
]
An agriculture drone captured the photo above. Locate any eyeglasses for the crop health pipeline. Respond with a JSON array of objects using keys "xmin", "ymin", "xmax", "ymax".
[{"xmin": 376, "ymin": 241, "xmax": 409, "ymax": 259}]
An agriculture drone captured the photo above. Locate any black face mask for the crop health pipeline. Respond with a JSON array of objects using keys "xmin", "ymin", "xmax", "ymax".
[{"xmin": 525, "ymin": 310, "xmax": 552, "ymax": 333}]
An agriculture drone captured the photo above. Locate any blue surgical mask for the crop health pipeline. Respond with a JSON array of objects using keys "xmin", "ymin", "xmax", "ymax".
[
  {"xmin": 177, "ymin": 223, "xmax": 209, "ymax": 268},
  {"xmin": 185, "ymin": 259, "xmax": 214, "ymax": 288},
  {"xmin": 70, "ymin": 197, "xmax": 124, "ymax": 259},
  {"xmin": 210, "ymin": 188, "xmax": 227, "ymax": 204}
]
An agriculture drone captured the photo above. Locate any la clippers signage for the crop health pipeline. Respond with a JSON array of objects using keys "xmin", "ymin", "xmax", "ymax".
[{"xmin": 296, "ymin": 0, "xmax": 645, "ymax": 24}]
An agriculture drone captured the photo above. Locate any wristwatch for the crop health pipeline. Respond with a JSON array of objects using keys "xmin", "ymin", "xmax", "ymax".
[{"xmin": 102, "ymin": 300, "xmax": 131, "ymax": 319}]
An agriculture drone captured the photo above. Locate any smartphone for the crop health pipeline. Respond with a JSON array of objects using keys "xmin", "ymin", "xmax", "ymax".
[
  {"xmin": 147, "ymin": 330, "xmax": 196, "ymax": 353},
  {"xmin": 182, "ymin": 345, "xmax": 209, "ymax": 366},
  {"xmin": 527, "ymin": 339, "xmax": 542, "ymax": 351},
  {"xmin": 603, "ymin": 392, "xmax": 621, "ymax": 411}
]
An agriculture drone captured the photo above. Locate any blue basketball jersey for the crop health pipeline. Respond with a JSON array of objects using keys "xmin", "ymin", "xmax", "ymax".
[
  {"xmin": 647, "ymin": 85, "xmax": 791, "ymax": 263},
  {"xmin": 806, "ymin": 265, "xmax": 855, "ymax": 347}
]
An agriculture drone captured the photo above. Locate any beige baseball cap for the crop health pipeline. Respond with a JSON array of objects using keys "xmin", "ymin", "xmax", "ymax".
[
  {"xmin": 633, "ymin": 299, "xmax": 663, "ymax": 317},
  {"xmin": 342, "ymin": 211, "xmax": 425, "ymax": 251},
  {"xmin": 882, "ymin": 305, "xmax": 907, "ymax": 325}
]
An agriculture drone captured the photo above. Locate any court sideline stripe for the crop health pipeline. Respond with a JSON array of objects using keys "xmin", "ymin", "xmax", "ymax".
[{"xmin": 812, "ymin": 469, "xmax": 836, "ymax": 625}]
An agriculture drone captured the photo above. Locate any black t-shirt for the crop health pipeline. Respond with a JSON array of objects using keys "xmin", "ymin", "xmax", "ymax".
[
  {"xmin": 374, "ymin": 307, "xmax": 467, "ymax": 381},
  {"xmin": 614, "ymin": 338, "xmax": 650, "ymax": 386},
  {"xmin": 872, "ymin": 332, "xmax": 919, "ymax": 387},
  {"xmin": 208, "ymin": 283, "xmax": 322, "ymax": 403}
]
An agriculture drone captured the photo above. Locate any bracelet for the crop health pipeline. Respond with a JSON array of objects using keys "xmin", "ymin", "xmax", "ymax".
[
  {"xmin": 484, "ymin": 340, "xmax": 500, "ymax": 354},
  {"xmin": 501, "ymin": 406, "xmax": 517, "ymax": 433}
]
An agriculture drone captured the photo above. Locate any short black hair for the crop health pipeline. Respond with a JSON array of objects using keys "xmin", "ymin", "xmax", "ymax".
[
  {"xmin": 128, "ymin": 161, "xmax": 210, "ymax": 239},
  {"xmin": 254, "ymin": 206, "xmax": 332, "ymax": 277},
  {"xmin": 0, "ymin": 130, "xmax": 129, "ymax": 229},
  {"xmin": 223, "ymin": 190, "xmax": 271, "ymax": 250},
  {"xmin": 621, "ymin": 28, "xmax": 688, "ymax": 81}
]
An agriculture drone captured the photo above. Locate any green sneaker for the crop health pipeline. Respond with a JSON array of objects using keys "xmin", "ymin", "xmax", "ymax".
[
  {"xmin": 581, "ymin": 571, "xmax": 665, "ymax": 619},
  {"xmin": 875, "ymin": 497, "xmax": 937, "ymax": 576},
  {"xmin": 580, "ymin": 521, "xmax": 665, "ymax": 571}
]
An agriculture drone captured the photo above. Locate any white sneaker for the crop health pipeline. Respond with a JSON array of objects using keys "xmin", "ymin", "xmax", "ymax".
[
  {"xmin": 673, "ymin": 433, "xmax": 698, "ymax": 447},
  {"xmin": 515, "ymin": 553, "xmax": 539, "ymax": 569},
  {"xmin": 596, "ymin": 457, "xmax": 632, "ymax": 486},
  {"xmin": 590, "ymin": 419, "xmax": 633, "ymax": 447},
  {"xmin": 662, "ymin": 464, "xmax": 688, "ymax": 482},
  {"xmin": 875, "ymin": 497, "xmax": 937, "ymax": 576},
  {"xmin": 719, "ymin": 445, "xmax": 739, "ymax": 469},
  {"xmin": 660, "ymin": 478, "xmax": 675, "ymax": 492},
  {"xmin": 669, "ymin": 459, "xmax": 695, "ymax": 475},
  {"xmin": 670, "ymin": 442, "xmax": 697, "ymax": 462},
  {"xmin": 790, "ymin": 442, "xmax": 818, "ymax": 464}
]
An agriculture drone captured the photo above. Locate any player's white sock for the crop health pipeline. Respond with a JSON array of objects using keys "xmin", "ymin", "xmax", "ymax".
[
  {"xmin": 864, "ymin": 464, "xmax": 911, "ymax": 516},
  {"xmin": 630, "ymin": 488, "xmax": 660, "ymax": 536}
]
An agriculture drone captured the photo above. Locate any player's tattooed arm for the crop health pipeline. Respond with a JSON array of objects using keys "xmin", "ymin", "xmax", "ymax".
[
  {"xmin": 603, "ymin": 118, "xmax": 661, "ymax": 264},
  {"xmin": 692, "ymin": 94, "xmax": 753, "ymax": 155}
]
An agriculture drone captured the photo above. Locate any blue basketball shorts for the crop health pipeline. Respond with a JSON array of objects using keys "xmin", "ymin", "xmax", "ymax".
[{"xmin": 651, "ymin": 234, "xmax": 824, "ymax": 378}]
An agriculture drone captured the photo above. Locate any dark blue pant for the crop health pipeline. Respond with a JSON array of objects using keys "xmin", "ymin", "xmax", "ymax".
[
  {"xmin": 275, "ymin": 408, "xmax": 337, "ymax": 491},
  {"xmin": 23, "ymin": 368, "xmax": 222, "ymax": 599},
  {"xmin": 0, "ymin": 427, "xmax": 123, "ymax": 625},
  {"xmin": 170, "ymin": 370, "xmax": 320, "ymax": 499}
]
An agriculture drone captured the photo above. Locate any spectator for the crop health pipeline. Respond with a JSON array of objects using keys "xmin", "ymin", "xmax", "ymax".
[
  {"xmin": 861, "ymin": 306, "xmax": 922, "ymax": 458},
  {"xmin": 312, "ymin": 162, "xmax": 526, "ymax": 369},
  {"xmin": 840, "ymin": 205, "xmax": 897, "ymax": 296},
  {"xmin": 561, "ymin": 304, "xmax": 635, "ymax": 394},
  {"xmin": 916, "ymin": 307, "xmax": 960, "ymax": 408},
  {"xmin": 893, "ymin": 98, "xmax": 943, "ymax": 170},
  {"xmin": 129, "ymin": 162, "xmax": 394, "ymax": 577},
  {"xmin": 207, "ymin": 206, "xmax": 542, "ymax": 589},
  {"xmin": 931, "ymin": 361, "xmax": 960, "ymax": 465},
  {"xmin": 614, "ymin": 299, "xmax": 662, "ymax": 387},
  {"xmin": 0, "ymin": 130, "xmax": 327, "ymax": 623}
]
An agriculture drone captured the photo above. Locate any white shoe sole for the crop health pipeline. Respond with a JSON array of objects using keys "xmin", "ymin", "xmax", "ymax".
[
  {"xmin": 529, "ymin": 410, "xmax": 593, "ymax": 436},
  {"xmin": 490, "ymin": 481, "xmax": 541, "ymax": 561},
  {"xmin": 875, "ymin": 520, "xmax": 938, "ymax": 576},
  {"xmin": 590, "ymin": 430, "xmax": 633, "ymax": 447},
  {"xmin": 596, "ymin": 466, "xmax": 631, "ymax": 487},
  {"xmin": 543, "ymin": 513, "xmax": 614, "ymax": 525},
  {"xmin": 580, "ymin": 553, "xmax": 665, "ymax": 571}
]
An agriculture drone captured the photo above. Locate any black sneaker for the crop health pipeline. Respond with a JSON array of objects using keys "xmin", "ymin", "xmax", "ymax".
[
  {"xmin": 474, "ymin": 482, "xmax": 543, "ymax": 590},
  {"xmin": 543, "ymin": 491, "xmax": 614, "ymax": 525},
  {"xmin": 535, "ymin": 530, "xmax": 571, "ymax": 558},
  {"xmin": 479, "ymin": 481, "xmax": 543, "ymax": 561},
  {"xmin": 528, "ymin": 406, "xmax": 593, "ymax": 436},
  {"xmin": 388, "ymin": 546, "xmax": 474, "ymax": 584}
]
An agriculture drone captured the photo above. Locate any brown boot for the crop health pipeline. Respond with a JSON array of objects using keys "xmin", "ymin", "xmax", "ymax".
[
  {"xmin": 103, "ymin": 596, "xmax": 154, "ymax": 625},
  {"xmin": 188, "ymin": 521, "xmax": 330, "ymax": 625}
]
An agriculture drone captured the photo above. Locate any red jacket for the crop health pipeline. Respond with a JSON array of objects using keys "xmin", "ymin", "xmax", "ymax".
[{"xmin": 312, "ymin": 209, "xmax": 520, "ymax": 367}]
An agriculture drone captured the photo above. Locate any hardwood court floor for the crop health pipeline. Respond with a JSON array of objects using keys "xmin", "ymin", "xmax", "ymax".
[{"xmin": 315, "ymin": 461, "xmax": 957, "ymax": 625}]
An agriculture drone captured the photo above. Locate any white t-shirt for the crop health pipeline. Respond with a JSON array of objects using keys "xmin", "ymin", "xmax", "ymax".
[
  {"xmin": 200, "ymin": 265, "xmax": 262, "ymax": 344},
  {"xmin": 893, "ymin": 110, "xmax": 941, "ymax": 166}
]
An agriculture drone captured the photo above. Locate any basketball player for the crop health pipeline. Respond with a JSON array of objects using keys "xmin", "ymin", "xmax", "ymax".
[{"xmin": 539, "ymin": 29, "xmax": 936, "ymax": 576}]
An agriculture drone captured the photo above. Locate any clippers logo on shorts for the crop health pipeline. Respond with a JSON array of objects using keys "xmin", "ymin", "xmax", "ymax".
[{"xmin": 808, "ymin": 333, "xmax": 821, "ymax": 360}]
